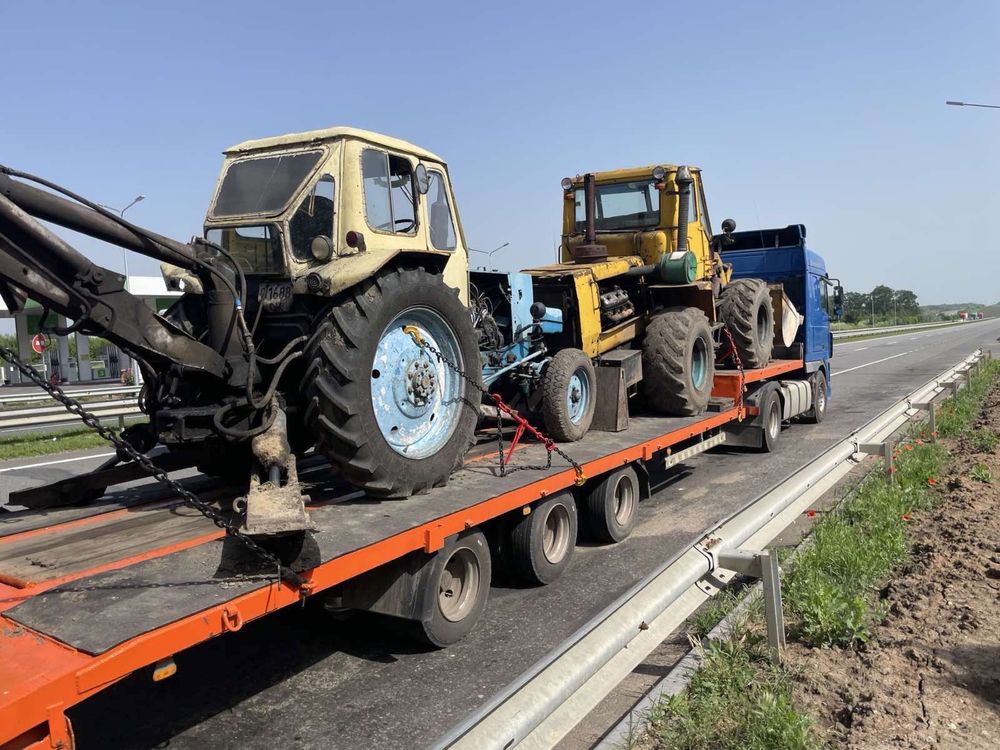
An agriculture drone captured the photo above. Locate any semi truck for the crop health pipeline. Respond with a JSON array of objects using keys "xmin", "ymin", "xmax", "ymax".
[{"xmin": 0, "ymin": 216, "xmax": 836, "ymax": 749}]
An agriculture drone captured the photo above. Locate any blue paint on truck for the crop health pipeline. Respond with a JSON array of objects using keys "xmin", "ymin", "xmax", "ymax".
[{"xmin": 720, "ymin": 224, "xmax": 835, "ymax": 395}]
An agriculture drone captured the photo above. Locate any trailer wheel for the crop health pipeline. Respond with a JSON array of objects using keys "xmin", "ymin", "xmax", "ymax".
[
  {"xmin": 301, "ymin": 267, "xmax": 480, "ymax": 497},
  {"xmin": 801, "ymin": 370, "xmax": 827, "ymax": 424},
  {"xmin": 415, "ymin": 530, "xmax": 491, "ymax": 647},
  {"xmin": 642, "ymin": 307, "xmax": 715, "ymax": 416},
  {"xmin": 758, "ymin": 388, "xmax": 782, "ymax": 453},
  {"xmin": 585, "ymin": 466, "xmax": 640, "ymax": 543},
  {"xmin": 510, "ymin": 492, "xmax": 578, "ymax": 584},
  {"xmin": 541, "ymin": 349, "xmax": 596, "ymax": 442},
  {"xmin": 718, "ymin": 278, "xmax": 774, "ymax": 368}
]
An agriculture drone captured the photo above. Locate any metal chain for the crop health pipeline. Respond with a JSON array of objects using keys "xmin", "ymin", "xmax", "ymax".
[
  {"xmin": 719, "ymin": 325, "xmax": 747, "ymax": 411},
  {"xmin": 0, "ymin": 346, "xmax": 303, "ymax": 590},
  {"xmin": 401, "ymin": 327, "xmax": 586, "ymax": 483}
]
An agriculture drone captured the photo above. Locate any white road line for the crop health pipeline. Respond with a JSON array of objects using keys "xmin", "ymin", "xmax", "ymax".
[
  {"xmin": 832, "ymin": 350, "xmax": 914, "ymax": 377},
  {"xmin": 854, "ymin": 347, "xmax": 869, "ymax": 351},
  {"xmin": 0, "ymin": 451, "xmax": 115, "ymax": 473}
]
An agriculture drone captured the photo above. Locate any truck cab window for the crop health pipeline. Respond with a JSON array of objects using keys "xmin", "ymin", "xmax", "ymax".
[
  {"xmin": 427, "ymin": 170, "xmax": 457, "ymax": 250},
  {"xmin": 362, "ymin": 149, "xmax": 417, "ymax": 234},
  {"xmin": 289, "ymin": 175, "xmax": 335, "ymax": 261}
]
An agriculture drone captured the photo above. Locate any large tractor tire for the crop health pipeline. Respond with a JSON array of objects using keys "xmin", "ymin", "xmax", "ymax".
[
  {"xmin": 641, "ymin": 307, "xmax": 715, "ymax": 416},
  {"xmin": 717, "ymin": 278, "xmax": 774, "ymax": 368},
  {"xmin": 301, "ymin": 267, "xmax": 480, "ymax": 497}
]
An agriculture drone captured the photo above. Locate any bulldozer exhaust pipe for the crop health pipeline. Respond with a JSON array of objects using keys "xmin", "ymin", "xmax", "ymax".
[
  {"xmin": 674, "ymin": 166, "xmax": 693, "ymax": 255},
  {"xmin": 572, "ymin": 173, "xmax": 608, "ymax": 263}
]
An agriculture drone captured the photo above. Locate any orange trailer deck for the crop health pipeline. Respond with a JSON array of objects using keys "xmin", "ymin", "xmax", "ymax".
[{"xmin": 0, "ymin": 359, "xmax": 803, "ymax": 750}]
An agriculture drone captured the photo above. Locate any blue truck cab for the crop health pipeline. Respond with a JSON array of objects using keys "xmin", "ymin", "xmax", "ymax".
[{"xmin": 720, "ymin": 224, "xmax": 838, "ymax": 397}]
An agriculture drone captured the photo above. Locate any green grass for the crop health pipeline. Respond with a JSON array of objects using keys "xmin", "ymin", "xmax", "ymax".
[
  {"xmin": 686, "ymin": 587, "xmax": 752, "ymax": 639},
  {"xmin": 971, "ymin": 463, "xmax": 993, "ymax": 483},
  {"xmin": 650, "ymin": 618, "xmax": 817, "ymax": 750},
  {"xmin": 0, "ymin": 420, "xmax": 142, "ymax": 461}
]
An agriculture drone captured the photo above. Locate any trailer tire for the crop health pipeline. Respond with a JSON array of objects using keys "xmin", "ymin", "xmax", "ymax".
[
  {"xmin": 641, "ymin": 307, "xmax": 715, "ymax": 416},
  {"xmin": 757, "ymin": 388, "xmax": 782, "ymax": 453},
  {"xmin": 415, "ymin": 530, "xmax": 491, "ymax": 647},
  {"xmin": 301, "ymin": 267, "xmax": 480, "ymax": 497},
  {"xmin": 584, "ymin": 466, "xmax": 640, "ymax": 543},
  {"xmin": 801, "ymin": 370, "xmax": 827, "ymax": 424},
  {"xmin": 541, "ymin": 349, "xmax": 597, "ymax": 442},
  {"xmin": 718, "ymin": 278, "xmax": 774, "ymax": 368},
  {"xmin": 510, "ymin": 492, "xmax": 578, "ymax": 584}
]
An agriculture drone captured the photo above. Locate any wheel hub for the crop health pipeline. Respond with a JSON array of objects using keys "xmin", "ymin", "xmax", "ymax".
[{"xmin": 406, "ymin": 360, "xmax": 437, "ymax": 405}]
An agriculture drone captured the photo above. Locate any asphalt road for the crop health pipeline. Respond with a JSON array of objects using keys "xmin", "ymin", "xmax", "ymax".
[{"xmin": 5, "ymin": 320, "xmax": 999, "ymax": 750}]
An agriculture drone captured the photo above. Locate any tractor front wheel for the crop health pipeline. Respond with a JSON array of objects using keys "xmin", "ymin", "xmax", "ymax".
[
  {"xmin": 541, "ymin": 348, "xmax": 597, "ymax": 442},
  {"xmin": 301, "ymin": 267, "xmax": 480, "ymax": 497}
]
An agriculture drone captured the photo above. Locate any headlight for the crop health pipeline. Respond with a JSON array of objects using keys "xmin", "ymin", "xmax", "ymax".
[
  {"xmin": 652, "ymin": 166, "xmax": 666, "ymax": 181},
  {"xmin": 560, "ymin": 177, "xmax": 573, "ymax": 191}
]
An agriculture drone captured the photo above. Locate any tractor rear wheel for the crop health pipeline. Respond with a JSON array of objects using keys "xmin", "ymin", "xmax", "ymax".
[
  {"xmin": 301, "ymin": 267, "xmax": 480, "ymax": 497},
  {"xmin": 717, "ymin": 278, "xmax": 774, "ymax": 368},
  {"xmin": 642, "ymin": 307, "xmax": 715, "ymax": 416}
]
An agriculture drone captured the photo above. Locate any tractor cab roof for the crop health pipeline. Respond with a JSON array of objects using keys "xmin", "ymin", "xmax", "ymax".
[
  {"xmin": 564, "ymin": 165, "xmax": 701, "ymax": 186},
  {"xmin": 224, "ymin": 126, "xmax": 446, "ymax": 164}
]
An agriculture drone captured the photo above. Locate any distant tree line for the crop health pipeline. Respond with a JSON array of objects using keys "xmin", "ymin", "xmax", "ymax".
[{"xmin": 840, "ymin": 285, "xmax": 920, "ymax": 325}]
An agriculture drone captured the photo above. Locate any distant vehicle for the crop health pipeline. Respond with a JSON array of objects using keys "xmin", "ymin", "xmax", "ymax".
[{"xmin": 959, "ymin": 311, "xmax": 969, "ymax": 321}]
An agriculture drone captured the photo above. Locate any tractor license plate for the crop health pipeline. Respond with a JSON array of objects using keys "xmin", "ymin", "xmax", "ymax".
[{"xmin": 258, "ymin": 281, "xmax": 293, "ymax": 312}]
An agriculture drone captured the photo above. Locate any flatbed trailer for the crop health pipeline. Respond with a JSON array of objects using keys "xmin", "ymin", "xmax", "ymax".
[{"xmin": 0, "ymin": 358, "xmax": 816, "ymax": 750}]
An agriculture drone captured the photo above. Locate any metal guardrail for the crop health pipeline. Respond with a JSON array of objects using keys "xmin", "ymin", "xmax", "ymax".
[
  {"xmin": 832, "ymin": 318, "xmax": 985, "ymax": 340},
  {"xmin": 0, "ymin": 399, "xmax": 141, "ymax": 430},
  {"xmin": 0, "ymin": 384, "xmax": 139, "ymax": 406},
  {"xmin": 437, "ymin": 348, "xmax": 985, "ymax": 750}
]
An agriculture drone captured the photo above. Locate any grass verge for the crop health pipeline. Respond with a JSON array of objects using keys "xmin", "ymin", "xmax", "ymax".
[
  {"xmin": 647, "ymin": 356, "xmax": 1000, "ymax": 749},
  {"xmin": 0, "ymin": 419, "xmax": 144, "ymax": 461}
]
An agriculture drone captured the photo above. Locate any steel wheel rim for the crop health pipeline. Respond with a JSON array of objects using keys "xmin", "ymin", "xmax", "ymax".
[
  {"xmin": 370, "ymin": 306, "xmax": 464, "ymax": 459},
  {"xmin": 691, "ymin": 337, "xmax": 708, "ymax": 389},
  {"xmin": 542, "ymin": 503, "xmax": 572, "ymax": 563},
  {"xmin": 439, "ymin": 547, "xmax": 480, "ymax": 623},
  {"xmin": 612, "ymin": 475, "xmax": 636, "ymax": 525},
  {"xmin": 566, "ymin": 366, "xmax": 590, "ymax": 424},
  {"xmin": 767, "ymin": 401, "xmax": 780, "ymax": 438},
  {"xmin": 816, "ymin": 383, "xmax": 826, "ymax": 413},
  {"xmin": 756, "ymin": 304, "xmax": 769, "ymax": 343}
]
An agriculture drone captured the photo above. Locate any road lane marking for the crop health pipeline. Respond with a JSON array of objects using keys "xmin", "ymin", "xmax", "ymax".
[
  {"xmin": 832, "ymin": 350, "xmax": 914, "ymax": 378},
  {"xmin": 0, "ymin": 452, "xmax": 116, "ymax": 473},
  {"xmin": 855, "ymin": 347, "xmax": 869, "ymax": 351}
]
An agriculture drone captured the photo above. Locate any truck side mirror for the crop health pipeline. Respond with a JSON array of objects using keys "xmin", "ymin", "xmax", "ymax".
[
  {"xmin": 834, "ymin": 285, "xmax": 844, "ymax": 306},
  {"xmin": 721, "ymin": 218, "xmax": 736, "ymax": 235},
  {"xmin": 414, "ymin": 164, "xmax": 430, "ymax": 195}
]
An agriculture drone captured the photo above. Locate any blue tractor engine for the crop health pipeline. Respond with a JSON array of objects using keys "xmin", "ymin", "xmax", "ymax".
[{"xmin": 469, "ymin": 270, "xmax": 563, "ymax": 412}]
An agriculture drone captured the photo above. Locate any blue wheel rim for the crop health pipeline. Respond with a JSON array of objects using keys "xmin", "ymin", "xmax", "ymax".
[
  {"xmin": 370, "ymin": 307, "xmax": 465, "ymax": 459},
  {"xmin": 566, "ymin": 366, "xmax": 590, "ymax": 424},
  {"xmin": 691, "ymin": 337, "xmax": 708, "ymax": 389}
]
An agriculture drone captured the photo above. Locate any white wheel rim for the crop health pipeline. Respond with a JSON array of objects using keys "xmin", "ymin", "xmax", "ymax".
[
  {"xmin": 542, "ymin": 503, "xmax": 572, "ymax": 564},
  {"xmin": 612, "ymin": 475, "xmax": 636, "ymax": 525},
  {"xmin": 439, "ymin": 547, "xmax": 480, "ymax": 623}
]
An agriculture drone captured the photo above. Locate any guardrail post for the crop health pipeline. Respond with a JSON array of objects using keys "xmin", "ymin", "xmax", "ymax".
[
  {"xmin": 928, "ymin": 401, "xmax": 936, "ymax": 443},
  {"xmin": 715, "ymin": 549, "xmax": 786, "ymax": 664},
  {"xmin": 760, "ymin": 551, "xmax": 785, "ymax": 664},
  {"xmin": 118, "ymin": 414, "xmax": 126, "ymax": 430},
  {"xmin": 950, "ymin": 378, "xmax": 961, "ymax": 397},
  {"xmin": 884, "ymin": 439, "xmax": 895, "ymax": 483}
]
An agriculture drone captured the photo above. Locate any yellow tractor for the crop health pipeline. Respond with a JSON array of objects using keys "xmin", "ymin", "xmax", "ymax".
[{"xmin": 523, "ymin": 165, "xmax": 775, "ymax": 434}]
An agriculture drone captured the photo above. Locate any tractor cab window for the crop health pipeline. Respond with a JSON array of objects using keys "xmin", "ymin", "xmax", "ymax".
[
  {"xmin": 206, "ymin": 225, "xmax": 284, "ymax": 274},
  {"xmin": 211, "ymin": 151, "xmax": 322, "ymax": 218},
  {"xmin": 573, "ymin": 181, "xmax": 659, "ymax": 232},
  {"xmin": 362, "ymin": 149, "xmax": 417, "ymax": 234},
  {"xmin": 289, "ymin": 175, "xmax": 335, "ymax": 261},
  {"xmin": 426, "ymin": 170, "xmax": 457, "ymax": 250},
  {"xmin": 696, "ymin": 174, "xmax": 712, "ymax": 236}
]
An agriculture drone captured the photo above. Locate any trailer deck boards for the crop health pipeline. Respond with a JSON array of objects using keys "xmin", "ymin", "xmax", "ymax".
[{"xmin": 0, "ymin": 360, "xmax": 804, "ymax": 747}]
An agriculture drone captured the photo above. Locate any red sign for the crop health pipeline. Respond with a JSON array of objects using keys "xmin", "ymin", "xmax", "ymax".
[{"xmin": 31, "ymin": 333, "xmax": 48, "ymax": 354}]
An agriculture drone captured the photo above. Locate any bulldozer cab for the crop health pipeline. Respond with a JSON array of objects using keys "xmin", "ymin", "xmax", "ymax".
[
  {"xmin": 559, "ymin": 166, "xmax": 718, "ymax": 285},
  {"xmin": 199, "ymin": 128, "xmax": 469, "ymax": 302}
]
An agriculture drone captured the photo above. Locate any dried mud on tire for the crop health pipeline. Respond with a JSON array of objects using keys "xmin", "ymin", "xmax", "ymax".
[{"xmin": 791, "ymin": 386, "xmax": 1000, "ymax": 749}]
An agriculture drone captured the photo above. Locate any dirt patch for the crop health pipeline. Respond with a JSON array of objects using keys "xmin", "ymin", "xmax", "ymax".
[{"xmin": 790, "ymin": 388, "xmax": 1000, "ymax": 748}]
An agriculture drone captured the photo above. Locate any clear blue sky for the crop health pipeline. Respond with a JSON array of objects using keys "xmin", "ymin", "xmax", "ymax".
[{"xmin": 1, "ymin": 0, "xmax": 998, "ymax": 317}]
